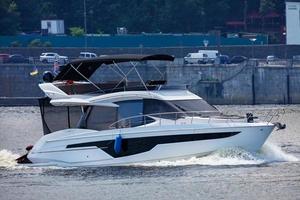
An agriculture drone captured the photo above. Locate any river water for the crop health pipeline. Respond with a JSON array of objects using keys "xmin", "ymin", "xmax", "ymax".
[{"xmin": 0, "ymin": 106, "xmax": 299, "ymax": 200}]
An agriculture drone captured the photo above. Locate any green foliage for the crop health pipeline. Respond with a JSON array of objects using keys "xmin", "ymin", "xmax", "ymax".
[
  {"xmin": 10, "ymin": 41, "xmax": 22, "ymax": 47},
  {"xmin": 97, "ymin": 29, "xmax": 104, "ymax": 34},
  {"xmin": 0, "ymin": 0, "xmax": 20, "ymax": 35},
  {"xmin": 260, "ymin": 0, "xmax": 276, "ymax": 13},
  {"xmin": 69, "ymin": 27, "xmax": 85, "ymax": 36},
  {"xmin": 28, "ymin": 39, "xmax": 42, "ymax": 47},
  {"xmin": 43, "ymin": 41, "xmax": 52, "ymax": 47},
  {"xmin": 0, "ymin": 0, "xmax": 285, "ymax": 35}
]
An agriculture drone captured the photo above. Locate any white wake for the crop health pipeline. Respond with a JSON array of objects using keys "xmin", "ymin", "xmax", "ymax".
[
  {"xmin": 0, "ymin": 149, "xmax": 19, "ymax": 168},
  {"xmin": 137, "ymin": 142, "xmax": 299, "ymax": 167}
]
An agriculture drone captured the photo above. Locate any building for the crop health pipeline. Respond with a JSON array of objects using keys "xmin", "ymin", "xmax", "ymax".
[
  {"xmin": 226, "ymin": 11, "xmax": 284, "ymax": 44},
  {"xmin": 41, "ymin": 20, "xmax": 65, "ymax": 35},
  {"xmin": 286, "ymin": 0, "xmax": 300, "ymax": 44}
]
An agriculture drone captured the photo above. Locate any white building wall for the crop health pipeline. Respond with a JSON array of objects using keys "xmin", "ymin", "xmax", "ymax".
[
  {"xmin": 41, "ymin": 20, "xmax": 65, "ymax": 34},
  {"xmin": 286, "ymin": 1, "xmax": 300, "ymax": 44}
]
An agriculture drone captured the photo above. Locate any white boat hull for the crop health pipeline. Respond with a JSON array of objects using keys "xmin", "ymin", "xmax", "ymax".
[{"xmin": 26, "ymin": 122, "xmax": 275, "ymax": 167}]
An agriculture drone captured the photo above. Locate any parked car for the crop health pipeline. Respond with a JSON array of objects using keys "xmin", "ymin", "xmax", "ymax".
[
  {"xmin": 266, "ymin": 55, "xmax": 278, "ymax": 64},
  {"xmin": 229, "ymin": 56, "xmax": 247, "ymax": 64},
  {"xmin": 7, "ymin": 54, "xmax": 29, "ymax": 63},
  {"xmin": 292, "ymin": 55, "xmax": 300, "ymax": 65},
  {"xmin": 0, "ymin": 54, "xmax": 10, "ymax": 63},
  {"xmin": 292, "ymin": 55, "xmax": 300, "ymax": 61},
  {"xmin": 40, "ymin": 52, "xmax": 68, "ymax": 64},
  {"xmin": 184, "ymin": 52, "xmax": 208, "ymax": 64},
  {"xmin": 79, "ymin": 52, "xmax": 97, "ymax": 59},
  {"xmin": 214, "ymin": 55, "xmax": 229, "ymax": 64}
]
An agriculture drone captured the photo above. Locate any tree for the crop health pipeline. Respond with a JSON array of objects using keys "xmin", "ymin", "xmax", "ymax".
[
  {"xmin": 69, "ymin": 27, "xmax": 85, "ymax": 36},
  {"xmin": 15, "ymin": 0, "xmax": 42, "ymax": 33},
  {"xmin": 260, "ymin": 0, "xmax": 276, "ymax": 14},
  {"xmin": 0, "ymin": 0, "xmax": 20, "ymax": 35},
  {"xmin": 28, "ymin": 39, "xmax": 42, "ymax": 47},
  {"xmin": 3, "ymin": 0, "xmax": 285, "ymax": 35}
]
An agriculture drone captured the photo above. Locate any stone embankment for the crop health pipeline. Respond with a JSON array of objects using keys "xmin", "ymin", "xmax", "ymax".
[{"xmin": 0, "ymin": 61, "xmax": 299, "ymax": 105}]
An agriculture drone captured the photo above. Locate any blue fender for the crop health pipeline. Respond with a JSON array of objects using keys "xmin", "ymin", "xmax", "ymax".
[{"xmin": 114, "ymin": 134, "xmax": 122, "ymax": 154}]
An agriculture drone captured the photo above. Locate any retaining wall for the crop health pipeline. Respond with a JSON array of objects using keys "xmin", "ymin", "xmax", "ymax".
[
  {"xmin": 0, "ymin": 62, "xmax": 300, "ymax": 105},
  {"xmin": 167, "ymin": 63, "xmax": 300, "ymax": 105}
]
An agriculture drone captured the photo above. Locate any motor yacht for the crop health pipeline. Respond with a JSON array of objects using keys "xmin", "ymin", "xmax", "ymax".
[{"xmin": 17, "ymin": 54, "xmax": 284, "ymax": 167}]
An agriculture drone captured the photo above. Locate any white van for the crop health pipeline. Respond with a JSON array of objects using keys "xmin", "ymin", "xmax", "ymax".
[
  {"xmin": 79, "ymin": 52, "xmax": 97, "ymax": 59},
  {"xmin": 198, "ymin": 50, "xmax": 219, "ymax": 63},
  {"xmin": 184, "ymin": 52, "xmax": 208, "ymax": 64}
]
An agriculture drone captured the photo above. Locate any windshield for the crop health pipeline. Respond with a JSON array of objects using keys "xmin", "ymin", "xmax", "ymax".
[{"xmin": 169, "ymin": 99, "xmax": 220, "ymax": 116}]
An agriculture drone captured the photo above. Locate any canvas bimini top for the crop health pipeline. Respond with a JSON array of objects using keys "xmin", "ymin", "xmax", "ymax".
[{"xmin": 54, "ymin": 54, "xmax": 175, "ymax": 81}]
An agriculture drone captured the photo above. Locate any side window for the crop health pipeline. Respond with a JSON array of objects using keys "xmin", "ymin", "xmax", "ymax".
[
  {"xmin": 143, "ymin": 99, "xmax": 177, "ymax": 115},
  {"xmin": 86, "ymin": 106, "xmax": 117, "ymax": 130},
  {"xmin": 116, "ymin": 100, "xmax": 143, "ymax": 126},
  {"xmin": 40, "ymin": 100, "xmax": 82, "ymax": 134}
]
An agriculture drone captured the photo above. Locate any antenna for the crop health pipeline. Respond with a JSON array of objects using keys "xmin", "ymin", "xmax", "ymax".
[{"xmin": 83, "ymin": 0, "xmax": 87, "ymax": 50}]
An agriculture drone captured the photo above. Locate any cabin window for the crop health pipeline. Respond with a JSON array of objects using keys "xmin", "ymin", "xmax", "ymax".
[
  {"xmin": 143, "ymin": 99, "xmax": 180, "ymax": 119},
  {"xmin": 116, "ymin": 100, "xmax": 144, "ymax": 126},
  {"xmin": 143, "ymin": 99, "xmax": 177, "ymax": 114},
  {"xmin": 39, "ymin": 97, "xmax": 82, "ymax": 134},
  {"xmin": 86, "ymin": 106, "xmax": 117, "ymax": 130},
  {"xmin": 169, "ymin": 99, "xmax": 220, "ymax": 116}
]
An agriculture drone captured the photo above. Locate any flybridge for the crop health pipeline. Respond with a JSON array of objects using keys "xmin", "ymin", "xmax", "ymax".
[
  {"xmin": 42, "ymin": 54, "xmax": 175, "ymax": 95},
  {"xmin": 54, "ymin": 54, "xmax": 174, "ymax": 81}
]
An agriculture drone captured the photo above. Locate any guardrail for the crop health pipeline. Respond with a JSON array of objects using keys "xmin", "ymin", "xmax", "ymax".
[
  {"xmin": 1, "ymin": 56, "xmax": 300, "ymax": 68},
  {"xmin": 108, "ymin": 109, "xmax": 285, "ymax": 129},
  {"xmin": 260, "ymin": 109, "xmax": 286, "ymax": 124},
  {"xmin": 109, "ymin": 111, "xmax": 242, "ymax": 129}
]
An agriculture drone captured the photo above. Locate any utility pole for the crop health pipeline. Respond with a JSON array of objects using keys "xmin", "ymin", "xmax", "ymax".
[
  {"xmin": 250, "ymin": 38, "xmax": 257, "ymax": 58},
  {"xmin": 84, "ymin": 0, "xmax": 87, "ymax": 50},
  {"xmin": 244, "ymin": 0, "xmax": 248, "ymax": 31}
]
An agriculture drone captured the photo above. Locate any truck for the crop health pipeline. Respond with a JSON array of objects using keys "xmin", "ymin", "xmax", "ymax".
[
  {"xmin": 183, "ymin": 52, "xmax": 209, "ymax": 64},
  {"xmin": 198, "ymin": 50, "xmax": 219, "ymax": 63}
]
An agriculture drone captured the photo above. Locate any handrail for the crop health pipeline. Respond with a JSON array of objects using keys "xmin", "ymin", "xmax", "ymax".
[
  {"xmin": 108, "ymin": 109, "xmax": 285, "ymax": 130},
  {"xmin": 263, "ymin": 109, "xmax": 285, "ymax": 124},
  {"xmin": 108, "ymin": 111, "xmax": 243, "ymax": 129}
]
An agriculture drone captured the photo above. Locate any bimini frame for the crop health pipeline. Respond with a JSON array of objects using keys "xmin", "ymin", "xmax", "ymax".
[{"xmin": 53, "ymin": 54, "xmax": 175, "ymax": 93}]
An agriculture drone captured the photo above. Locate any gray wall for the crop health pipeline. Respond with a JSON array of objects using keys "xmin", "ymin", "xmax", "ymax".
[
  {"xmin": 0, "ymin": 62, "xmax": 300, "ymax": 105},
  {"xmin": 167, "ymin": 63, "xmax": 300, "ymax": 105}
]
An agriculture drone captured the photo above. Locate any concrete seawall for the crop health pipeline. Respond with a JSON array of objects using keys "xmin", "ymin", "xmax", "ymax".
[
  {"xmin": 0, "ymin": 62, "xmax": 300, "ymax": 105},
  {"xmin": 167, "ymin": 63, "xmax": 300, "ymax": 105}
]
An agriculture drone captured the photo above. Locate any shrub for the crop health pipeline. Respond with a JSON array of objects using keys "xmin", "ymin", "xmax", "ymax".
[
  {"xmin": 43, "ymin": 41, "xmax": 52, "ymax": 47},
  {"xmin": 69, "ymin": 27, "xmax": 84, "ymax": 36},
  {"xmin": 97, "ymin": 29, "xmax": 104, "ymax": 34},
  {"xmin": 10, "ymin": 41, "xmax": 22, "ymax": 47},
  {"xmin": 28, "ymin": 39, "xmax": 42, "ymax": 47}
]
